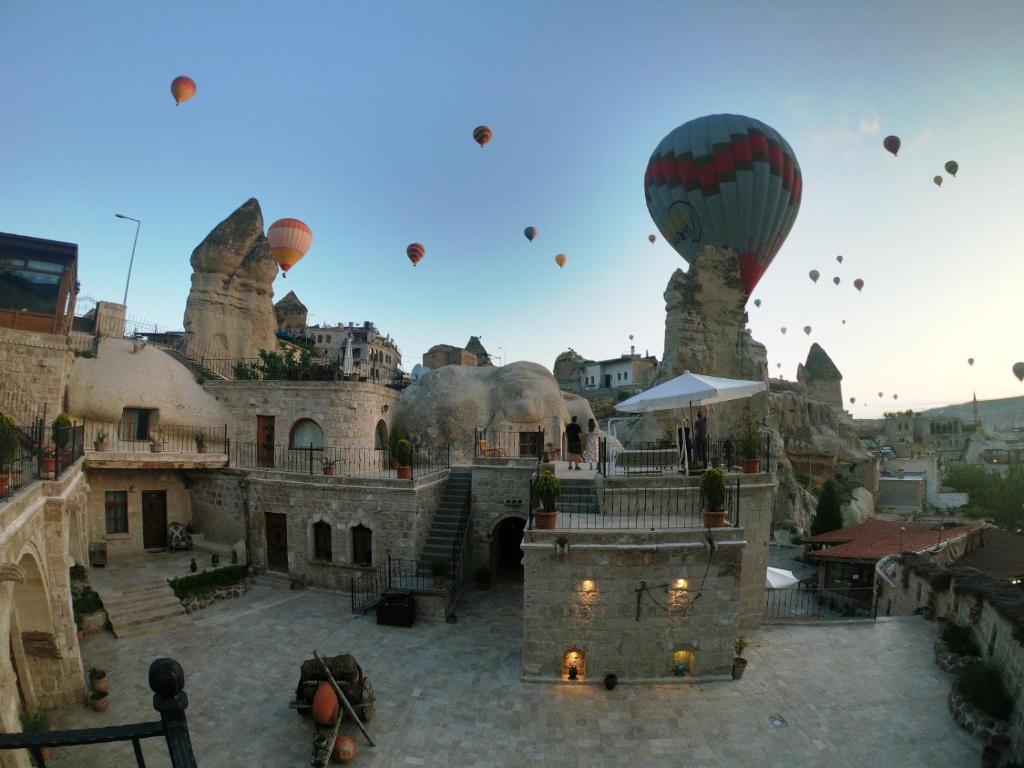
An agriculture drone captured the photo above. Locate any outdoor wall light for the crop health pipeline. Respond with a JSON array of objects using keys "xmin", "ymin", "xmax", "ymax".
[
  {"xmin": 580, "ymin": 579, "xmax": 596, "ymax": 593},
  {"xmin": 673, "ymin": 578, "xmax": 689, "ymax": 590},
  {"xmin": 672, "ymin": 649, "xmax": 694, "ymax": 677},
  {"xmin": 563, "ymin": 649, "xmax": 586, "ymax": 681}
]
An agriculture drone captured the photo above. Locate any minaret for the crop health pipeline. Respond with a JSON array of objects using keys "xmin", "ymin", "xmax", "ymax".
[{"xmin": 972, "ymin": 391, "xmax": 980, "ymax": 427}]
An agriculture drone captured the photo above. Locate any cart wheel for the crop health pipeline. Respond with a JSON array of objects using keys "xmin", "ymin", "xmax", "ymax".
[{"xmin": 359, "ymin": 678, "xmax": 374, "ymax": 722}]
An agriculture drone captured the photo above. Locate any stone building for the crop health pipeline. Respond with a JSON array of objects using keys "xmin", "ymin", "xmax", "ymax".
[
  {"xmin": 305, "ymin": 321, "xmax": 402, "ymax": 383},
  {"xmin": 273, "ymin": 291, "xmax": 307, "ymax": 337},
  {"xmin": 580, "ymin": 350, "xmax": 658, "ymax": 392},
  {"xmin": 422, "ymin": 336, "xmax": 493, "ymax": 370}
]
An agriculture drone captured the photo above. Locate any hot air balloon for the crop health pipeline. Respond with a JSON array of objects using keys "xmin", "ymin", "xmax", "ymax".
[
  {"xmin": 933, "ymin": 176, "xmax": 943, "ymax": 187},
  {"xmin": 648, "ymin": 234, "xmax": 657, "ymax": 244},
  {"xmin": 893, "ymin": 394, "xmax": 898, "ymax": 400},
  {"xmin": 809, "ymin": 270, "xmax": 820, "ymax": 283},
  {"xmin": 524, "ymin": 226, "xmax": 537, "ymax": 242},
  {"xmin": 968, "ymin": 358, "xmax": 974, "ymax": 366},
  {"xmin": 644, "ymin": 114, "xmax": 802, "ymax": 296},
  {"xmin": 836, "ymin": 255, "xmax": 843, "ymax": 264},
  {"xmin": 776, "ymin": 362, "xmax": 782, "ymax": 369},
  {"xmin": 842, "ymin": 319, "xmax": 847, "ymax": 324},
  {"xmin": 850, "ymin": 397, "xmax": 856, "ymax": 404},
  {"xmin": 803, "ymin": 325, "xmax": 811, "ymax": 335},
  {"xmin": 267, "ymin": 219, "xmax": 312, "ymax": 277},
  {"xmin": 945, "ymin": 161, "xmax": 959, "ymax": 177},
  {"xmin": 854, "ymin": 279, "xmax": 864, "ymax": 292},
  {"xmin": 883, "ymin": 135, "xmax": 901, "ymax": 156},
  {"xmin": 406, "ymin": 243, "xmax": 425, "ymax": 266},
  {"xmin": 1013, "ymin": 362, "xmax": 1024, "ymax": 382},
  {"xmin": 555, "ymin": 253, "xmax": 567, "ymax": 268},
  {"xmin": 878, "ymin": 392, "xmax": 883, "ymax": 398},
  {"xmin": 833, "ymin": 276, "xmax": 841, "ymax": 286},
  {"xmin": 170, "ymin": 76, "xmax": 196, "ymax": 105},
  {"xmin": 780, "ymin": 327, "xmax": 787, "ymax": 335},
  {"xmin": 473, "ymin": 126, "xmax": 492, "ymax": 147},
  {"xmin": 753, "ymin": 299, "xmax": 762, "ymax": 308}
]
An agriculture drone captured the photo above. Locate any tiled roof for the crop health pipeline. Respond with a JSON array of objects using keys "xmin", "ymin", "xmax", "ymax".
[
  {"xmin": 952, "ymin": 529, "xmax": 1024, "ymax": 580},
  {"xmin": 804, "ymin": 520, "xmax": 981, "ymax": 563}
]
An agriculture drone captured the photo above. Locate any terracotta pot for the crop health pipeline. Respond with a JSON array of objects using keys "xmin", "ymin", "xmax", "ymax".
[
  {"xmin": 94, "ymin": 442, "xmax": 107, "ymax": 452},
  {"xmin": 322, "ymin": 466, "xmax": 336, "ymax": 476},
  {"xmin": 533, "ymin": 509, "xmax": 558, "ymax": 530},
  {"xmin": 42, "ymin": 457, "xmax": 56, "ymax": 475},
  {"xmin": 0, "ymin": 475, "xmax": 10, "ymax": 496},
  {"xmin": 703, "ymin": 508, "xmax": 727, "ymax": 528},
  {"xmin": 732, "ymin": 658, "xmax": 747, "ymax": 679},
  {"xmin": 196, "ymin": 445, "xmax": 207, "ymax": 454},
  {"xmin": 150, "ymin": 443, "xmax": 162, "ymax": 453},
  {"xmin": 741, "ymin": 458, "xmax": 760, "ymax": 474},
  {"xmin": 331, "ymin": 735, "xmax": 357, "ymax": 764},
  {"xmin": 91, "ymin": 693, "xmax": 109, "ymax": 712},
  {"xmin": 711, "ymin": 456, "xmax": 721, "ymax": 469},
  {"xmin": 90, "ymin": 675, "xmax": 108, "ymax": 694},
  {"xmin": 396, "ymin": 466, "xmax": 412, "ymax": 480}
]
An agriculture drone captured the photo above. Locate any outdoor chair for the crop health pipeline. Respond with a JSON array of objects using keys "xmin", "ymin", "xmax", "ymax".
[{"xmin": 479, "ymin": 439, "xmax": 505, "ymax": 458}]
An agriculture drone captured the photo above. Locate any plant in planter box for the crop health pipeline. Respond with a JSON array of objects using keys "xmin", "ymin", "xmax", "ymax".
[
  {"xmin": 194, "ymin": 432, "xmax": 207, "ymax": 453},
  {"xmin": 318, "ymin": 455, "xmax": 338, "ymax": 476},
  {"xmin": 737, "ymin": 402, "xmax": 763, "ymax": 473},
  {"xmin": 88, "ymin": 666, "xmax": 108, "ymax": 694},
  {"xmin": 732, "ymin": 636, "xmax": 749, "ymax": 679},
  {"xmin": 93, "ymin": 429, "xmax": 108, "ymax": 451},
  {"xmin": 429, "ymin": 556, "xmax": 449, "ymax": 589},
  {"xmin": 700, "ymin": 467, "xmax": 727, "ymax": 527},
  {"xmin": 474, "ymin": 566, "xmax": 492, "ymax": 590},
  {"xmin": 393, "ymin": 438, "xmax": 413, "ymax": 479},
  {"xmin": 52, "ymin": 412, "xmax": 73, "ymax": 462},
  {"xmin": 0, "ymin": 413, "xmax": 20, "ymax": 494},
  {"xmin": 532, "ymin": 471, "xmax": 561, "ymax": 530}
]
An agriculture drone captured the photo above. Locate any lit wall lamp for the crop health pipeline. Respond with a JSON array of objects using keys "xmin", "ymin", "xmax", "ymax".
[{"xmin": 381, "ymin": 404, "xmax": 389, "ymax": 414}]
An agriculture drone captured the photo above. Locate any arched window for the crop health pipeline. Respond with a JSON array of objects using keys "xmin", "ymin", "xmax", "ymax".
[
  {"xmin": 352, "ymin": 525, "xmax": 372, "ymax": 566},
  {"xmin": 313, "ymin": 521, "xmax": 332, "ymax": 561},
  {"xmin": 290, "ymin": 419, "xmax": 324, "ymax": 449},
  {"xmin": 374, "ymin": 420, "xmax": 389, "ymax": 450}
]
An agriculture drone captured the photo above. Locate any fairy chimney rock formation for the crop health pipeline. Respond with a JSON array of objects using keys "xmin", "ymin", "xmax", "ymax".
[
  {"xmin": 274, "ymin": 291, "xmax": 308, "ymax": 335},
  {"xmin": 182, "ymin": 198, "xmax": 279, "ymax": 361},
  {"xmin": 796, "ymin": 343, "xmax": 843, "ymax": 408}
]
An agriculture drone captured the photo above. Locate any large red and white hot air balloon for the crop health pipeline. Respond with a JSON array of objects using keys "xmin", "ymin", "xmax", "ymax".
[{"xmin": 267, "ymin": 218, "xmax": 312, "ymax": 277}]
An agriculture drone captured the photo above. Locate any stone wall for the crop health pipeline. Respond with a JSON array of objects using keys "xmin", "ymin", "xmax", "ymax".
[
  {"xmin": 204, "ymin": 380, "xmax": 399, "ymax": 450},
  {"xmin": 734, "ymin": 475, "xmax": 775, "ymax": 631},
  {"xmin": 0, "ymin": 327, "xmax": 73, "ymax": 425},
  {"xmin": 521, "ymin": 527, "xmax": 743, "ymax": 681},
  {"xmin": 84, "ymin": 469, "xmax": 192, "ymax": 556},
  {"xmin": 467, "ymin": 460, "xmax": 535, "ymax": 571},
  {"xmin": 186, "ymin": 471, "xmax": 246, "ymax": 547}
]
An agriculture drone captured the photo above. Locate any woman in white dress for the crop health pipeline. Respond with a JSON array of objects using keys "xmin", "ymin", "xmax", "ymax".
[{"xmin": 586, "ymin": 418, "xmax": 600, "ymax": 471}]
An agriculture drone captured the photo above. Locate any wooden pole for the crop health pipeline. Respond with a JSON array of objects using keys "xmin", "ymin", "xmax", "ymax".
[{"xmin": 313, "ymin": 651, "xmax": 375, "ymax": 747}]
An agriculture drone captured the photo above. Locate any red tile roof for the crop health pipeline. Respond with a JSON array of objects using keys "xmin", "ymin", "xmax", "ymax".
[
  {"xmin": 951, "ymin": 529, "xmax": 1024, "ymax": 580},
  {"xmin": 804, "ymin": 520, "xmax": 982, "ymax": 563}
]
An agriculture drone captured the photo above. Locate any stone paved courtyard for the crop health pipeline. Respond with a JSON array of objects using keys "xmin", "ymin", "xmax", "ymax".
[{"xmin": 47, "ymin": 579, "xmax": 978, "ymax": 767}]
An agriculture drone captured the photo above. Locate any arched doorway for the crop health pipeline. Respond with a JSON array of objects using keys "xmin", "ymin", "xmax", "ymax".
[
  {"xmin": 492, "ymin": 517, "xmax": 526, "ymax": 579},
  {"xmin": 9, "ymin": 552, "xmax": 58, "ymax": 716},
  {"xmin": 374, "ymin": 420, "xmax": 388, "ymax": 450}
]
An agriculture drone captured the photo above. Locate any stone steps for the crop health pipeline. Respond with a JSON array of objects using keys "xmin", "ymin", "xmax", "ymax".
[{"xmin": 94, "ymin": 579, "xmax": 190, "ymax": 640}]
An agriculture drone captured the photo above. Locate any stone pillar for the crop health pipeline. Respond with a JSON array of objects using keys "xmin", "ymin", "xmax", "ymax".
[{"xmin": 735, "ymin": 474, "xmax": 775, "ymax": 632}]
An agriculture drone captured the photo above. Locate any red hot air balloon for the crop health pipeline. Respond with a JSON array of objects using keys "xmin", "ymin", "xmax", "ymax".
[
  {"xmin": 883, "ymin": 135, "xmax": 901, "ymax": 156},
  {"xmin": 473, "ymin": 126, "xmax": 493, "ymax": 147},
  {"xmin": 644, "ymin": 114, "xmax": 802, "ymax": 297},
  {"xmin": 524, "ymin": 226, "xmax": 537, "ymax": 242},
  {"xmin": 853, "ymin": 278, "xmax": 864, "ymax": 292},
  {"xmin": 170, "ymin": 76, "xmax": 196, "ymax": 105},
  {"xmin": 267, "ymin": 218, "xmax": 312, "ymax": 277},
  {"xmin": 407, "ymin": 243, "xmax": 425, "ymax": 266},
  {"xmin": 648, "ymin": 234, "xmax": 657, "ymax": 244}
]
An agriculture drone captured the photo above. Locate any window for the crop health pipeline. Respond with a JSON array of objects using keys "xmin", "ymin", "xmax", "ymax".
[
  {"xmin": 119, "ymin": 408, "xmax": 154, "ymax": 441},
  {"xmin": 317, "ymin": 334, "xmax": 323, "ymax": 343},
  {"xmin": 313, "ymin": 521, "xmax": 332, "ymax": 561},
  {"xmin": 353, "ymin": 348, "xmax": 361, "ymax": 359},
  {"xmin": 289, "ymin": 419, "xmax": 324, "ymax": 449},
  {"xmin": 326, "ymin": 335, "xmax": 331, "ymax": 343},
  {"xmin": 105, "ymin": 491, "xmax": 128, "ymax": 534},
  {"xmin": 352, "ymin": 525, "xmax": 372, "ymax": 566}
]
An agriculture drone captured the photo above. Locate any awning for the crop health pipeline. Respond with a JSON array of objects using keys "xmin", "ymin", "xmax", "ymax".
[
  {"xmin": 766, "ymin": 566, "xmax": 800, "ymax": 589},
  {"xmin": 615, "ymin": 370, "xmax": 766, "ymax": 413}
]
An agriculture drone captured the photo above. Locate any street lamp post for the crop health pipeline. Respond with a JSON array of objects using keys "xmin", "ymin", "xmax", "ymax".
[{"xmin": 115, "ymin": 214, "xmax": 141, "ymax": 306}]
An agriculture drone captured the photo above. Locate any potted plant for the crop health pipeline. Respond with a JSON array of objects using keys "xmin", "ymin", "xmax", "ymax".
[
  {"xmin": 88, "ymin": 666, "xmax": 108, "ymax": 694},
  {"xmin": 41, "ymin": 448, "xmax": 56, "ymax": 477},
  {"xmin": 700, "ymin": 467, "xmax": 728, "ymax": 527},
  {"xmin": 149, "ymin": 432, "xmax": 163, "ymax": 453},
  {"xmin": 474, "ymin": 566, "xmax": 492, "ymax": 590},
  {"xmin": 90, "ymin": 690, "xmax": 109, "ymax": 712},
  {"xmin": 532, "ymin": 471, "xmax": 561, "ymax": 530},
  {"xmin": 554, "ymin": 535, "xmax": 569, "ymax": 555},
  {"xmin": 194, "ymin": 432, "xmax": 207, "ymax": 453},
  {"xmin": 732, "ymin": 636, "xmax": 748, "ymax": 679},
  {"xmin": 0, "ymin": 413, "xmax": 19, "ymax": 495},
  {"xmin": 20, "ymin": 709, "xmax": 50, "ymax": 758},
  {"xmin": 393, "ymin": 438, "xmax": 413, "ymax": 480},
  {"xmin": 319, "ymin": 456, "xmax": 338, "ymax": 476},
  {"xmin": 52, "ymin": 412, "xmax": 73, "ymax": 464},
  {"xmin": 93, "ymin": 429, "xmax": 108, "ymax": 452},
  {"xmin": 737, "ymin": 403, "xmax": 763, "ymax": 473},
  {"xmin": 429, "ymin": 556, "xmax": 448, "ymax": 589}
]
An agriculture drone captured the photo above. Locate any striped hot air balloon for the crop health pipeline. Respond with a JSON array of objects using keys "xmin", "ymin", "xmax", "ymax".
[
  {"xmin": 267, "ymin": 218, "xmax": 312, "ymax": 277},
  {"xmin": 524, "ymin": 226, "xmax": 537, "ymax": 242},
  {"xmin": 645, "ymin": 114, "xmax": 802, "ymax": 296},
  {"xmin": 407, "ymin": 243, "xmax": 425, "ymax": 266},
  {"xmin": 648, "ymin": 234, "xmax": 657, "ymax": 244},
  {"xmin": 170, "ymin": 76, "xmax": 196, "ymax": 105},
  {"xmin": 473, "ymin": 126, "xmax": 493, "ymax": 147}
]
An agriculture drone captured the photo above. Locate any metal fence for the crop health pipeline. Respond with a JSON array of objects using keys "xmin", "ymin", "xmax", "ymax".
[
  {"xmin": 48, "ymin": 424, "xmax": 84, "ymax": 479},
  {"xmin": 527, "ymin": 476, "xmax": 742, "ymax": 530},
  {"xmin": 605, "ymin": 434, "xmax": 772, "ymax": 476},
  {"xmin": 444, "ymin": 477, "xmax": 472, "ymax": 610},
  {"xmin": 474, "ymin": 427, "xmax": 545, "ymax": 461},
  {"xmin": 351, "ymin": 556, "xmax": 439, "ymax": 613},
  {"xmin": 763, "ymin": 586, "xmax": 876, "ymax": 621},
  {"xmin": 83, "ymin": 422, "xmax": 229, "ymax": 455},
  {"xmin": 234, "ymin": 443, "xmax": 449, "ymax": 479}
]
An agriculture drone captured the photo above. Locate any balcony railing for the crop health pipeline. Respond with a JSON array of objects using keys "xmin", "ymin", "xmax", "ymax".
[
  {"xmin": 604, "ymin": 435, "xmax": 772, "ymax": 476},
  {"xmin": 83, "ymin": 422, "xmax": 229, "ymax": 455},
  {"xmin": 763, "ymin": 586, "xmax": 876, "ymax": 621},
  {"xmin": 474, "ymin": 428, "xmax": 545, "ymax": 461},
  {"xmin": 233, "ymin": 443, "xmax": 449, "ymax": 480}
]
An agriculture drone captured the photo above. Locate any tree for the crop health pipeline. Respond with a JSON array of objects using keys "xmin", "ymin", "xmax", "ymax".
[{"xmin": 811, "ymin": 479, "xmax": 844, "ymax": 536}]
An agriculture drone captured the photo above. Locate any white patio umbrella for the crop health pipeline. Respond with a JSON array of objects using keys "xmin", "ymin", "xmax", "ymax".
[{"xmin": 766, "ymin": 566, "xmax": 800, "ymax": 589}]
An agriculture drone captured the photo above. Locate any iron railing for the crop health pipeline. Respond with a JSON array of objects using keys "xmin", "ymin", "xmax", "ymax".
[
  {"xmin": 763, "ymin": 586, "xmax": 876, "ymax": 621},
  {"xmin": 0, "ymin": 658, "xmax": 198, "ymax": 767},
  {"xmin": 47, "ymin": 424, "xmax": 85, "ymax": 479},
  {"xmin": 0, "ymin": 442, "xmax": 38, "ymax": 503},
  {"xmin": 0, "ymin": 379, "xmax": 49, "ymax": 433},
  {"xmin": 474, "ymin": 427, "xmax": 545, "ymax": 461},
  {"xmin": 444, "ymin": 475, "xmax": 473, "ymax": 611},
  {"xmin": 201, "ymin": 355, "xmax": 411, "ymax": 389},
  {"xmin": 83, "ymin": 422, "xmax": 229, "ymax": 455},
  {"xmin": 350, "ymin": 556, "xmax": 439, "ymax": 613},
  {"xmin": 234, "ymin": 443, "xmax": 449, "ymax": 479},
  {"xmin": 527, "ymin": 476, "xmax": 742, "ymax": 530},
  {"xmin": 604, "ymin": 434, "xmax": 772, "ymax": 476}
]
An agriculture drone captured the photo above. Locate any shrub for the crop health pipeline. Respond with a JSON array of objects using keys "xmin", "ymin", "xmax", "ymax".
[
  {"xmin": 393, "ymin": 438, "xmax": 413, "ymax": 467},
  {"xmin": 0, "ymin": 413, "xmax": 20, "ymax": 465},
  {"xmin": 168, "ymin": 564, "xmax": 249, "ymax": 600},
  {"xmin": 69, "ymin": 564, "xmax": 87, "ymax": 582},
  {"xmin": 737, "ymin": 402, "xmax": 763, "ymax": 460},
  {"xmin": 954, "ymin": 663, "xmax": 1014, "ymax": 720},
  {"xmin": 941, "ymin": 623, "xmax": 980, "ymax": 657},
  {"xmin": 533, "ymin": 471, "xmax": 561, "ymax": 511},
  {"xmin": 699, "ymin": 468, "xmax": 726, "ymax": 511},
  {"xmin": 810, "ymin": 479, "xmax": 844, "ymax": 536},
  {"xmin": 51, "ymin": 412, "xmax": 72, "ymax": 450},
  {"xmin": 72, "ymin": 586, "xmax": 103, "ymax": 620}
]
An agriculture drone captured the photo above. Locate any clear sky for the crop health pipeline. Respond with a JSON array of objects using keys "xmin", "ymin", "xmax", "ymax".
[{"xmin": 3, "ymin": 1, "xmax": 1023, "ymax": 417}]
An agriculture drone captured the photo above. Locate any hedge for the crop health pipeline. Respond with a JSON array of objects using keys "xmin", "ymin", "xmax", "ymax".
[{"xmin": 169, "ymin": 565, "xmax": 249, "ymax": 600}]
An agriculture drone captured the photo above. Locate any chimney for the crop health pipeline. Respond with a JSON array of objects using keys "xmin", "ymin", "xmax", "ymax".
[{"xmin": 630, "ymin": 345, "xmax": 635, "ymax": 357}]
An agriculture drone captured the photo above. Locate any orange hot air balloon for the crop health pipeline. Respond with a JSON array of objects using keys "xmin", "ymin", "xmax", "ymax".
[
  {"xmin": 473, "ymin": 126, "xmax": 493, "ymax": 147},
  {"xmin": 407, "ymin": 243, "xmax": 425, "ymax": 266},
  {"xmin": 648, "ymin": 234, "xmax": 656, "ymax": 244},
  {"xmin": 555, "ymin": 253, "xmax": 567, "ymax": 268},
  {"xmin": 267, "ymin": 218, "xmax": 312, "ymax": 277},
  {"xmin": 170, "ymin": 76, "xmax": 196, "ymax": 105}
]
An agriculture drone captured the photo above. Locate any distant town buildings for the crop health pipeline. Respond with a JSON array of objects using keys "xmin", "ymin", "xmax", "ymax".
[
  {"xmin": 305, "ymin": 321, "xmax": 402, "ymax": 383},
  {"xmin": 553, "ymin": 346, "xmax": 658, "ymax": 394},
  {"xmin": 422, "ymin": 336, "xmax": 493, "ymax": 370}
]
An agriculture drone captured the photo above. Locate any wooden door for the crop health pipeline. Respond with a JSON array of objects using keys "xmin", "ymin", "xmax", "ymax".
[
  {"xmin": 265, "ymin": 512, "xmax": 289, "ymax": 572},
  {"xmin": 141, "ymin": 491, "xmax": 168, "ymax": 550},
  {"xmin": 257, "ymin": 415, "xmax": 275, "ymax": 468}
]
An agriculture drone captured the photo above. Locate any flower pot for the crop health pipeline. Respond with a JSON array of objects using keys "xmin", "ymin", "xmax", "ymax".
[
  {"xmin": 396, "ymin": 466, "xmax": 412, "ymax": 480},
  {"xmin": 703, "ymin": 508, "xmax": 727, "ymax": 528},
  {"xmin": 732, "ymin": 658, "xmax": 747, "ymax": 679},
  {"xmin": 196, "ymin": 445, "xmax": 208, "ymax": 454},
  {"xmin": 91, "ymin": 693, "xmax": 109, "ymax": 712},
  {"xmin": 740, "ymin": 458, "xmax": 760, "ymax": 474},
  {"xmin": 0, "ymin": 475, "xmax": 10, "ymax": 496},
  {"xmin": 322, "ymin": 466, "xmax": 336, "ymax": 476},
  {"xmin": 711, "ymin": 456, "xmax": 721, "ymax": 469},
  {"xmin": 94, "ymin": 441, "xmax": 107, "ymax": 452},
  {"xmin": 90, "ymin": 674, "xmax": 108, "ymax": 695},
  {"xmin": 150, "ymin": 443, "xmax": 162, "ymax": 454},
  {"xmin": 533, "ymin": 509, "xmax": 558, "ymax": 529},
  {"xmin": 42, "ymin": 456, "xmax": 56, "ymax": 475}
]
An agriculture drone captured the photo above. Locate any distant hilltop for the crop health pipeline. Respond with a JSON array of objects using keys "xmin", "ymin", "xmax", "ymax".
[{"xmin": 919, "ymin": 394, "xmax": 1024, "ymax": 427}]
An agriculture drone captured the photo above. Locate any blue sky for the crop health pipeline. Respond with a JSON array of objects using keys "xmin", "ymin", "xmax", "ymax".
[{"xmin": 3, "ymin": 1, "xmax": 1023, "ymax": 417}]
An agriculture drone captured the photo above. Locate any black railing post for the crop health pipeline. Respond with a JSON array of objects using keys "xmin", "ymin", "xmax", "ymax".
[
  {"xmin": 735, "ymin": 477, "xmax": 741, "ymax": 527},
  {"xmin": 350, "ymin": 577, "xmax": 355, "ymax": 611},
  {"xmin": 149, "ymin": 658, "xmax": 198, "ymax": 768},
  {"xmin": 537, "ymin": 426, "xmax": 543, "ymax": 464},
  {"xmin": 309, "ymin": 442, "xmax": 314, "ymax": 475}
]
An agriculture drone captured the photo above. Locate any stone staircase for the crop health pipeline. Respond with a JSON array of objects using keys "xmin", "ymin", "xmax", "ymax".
[
  {"xmin": 158, "ymin": 345, "xmax": 227, "ymax": 382},
  {"xmin": 419, "ymin": 468, "xmax": 472, "ymax": 563},
  {"xmin": 557, "ymin": 476, "xmax": 600, "ymax": 515},
  {"xmin": 97, "ymin": 581, "xmax": 191, "ymax": 640}
]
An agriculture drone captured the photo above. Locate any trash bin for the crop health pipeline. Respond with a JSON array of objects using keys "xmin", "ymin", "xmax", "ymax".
[{"xmin": 376, "ymin": 589, "xmax": 415, "ymax": 627}]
